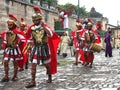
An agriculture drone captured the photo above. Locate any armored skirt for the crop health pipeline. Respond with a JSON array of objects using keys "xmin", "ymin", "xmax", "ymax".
[
  {"xmin": 4, "ymin": 46, "xmax": 23, "ymax": 61},
  {"xmin": 30, "ymin": 43, "xmax": 50, "ymax": 64}
]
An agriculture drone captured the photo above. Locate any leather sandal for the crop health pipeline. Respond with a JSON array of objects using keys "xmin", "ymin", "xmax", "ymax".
[
  {"xmin": 25, "ymin": 82, "xmax": 36, "ymax": 88},
  {"xmin": 73, "ymin": 62, "xmax": 78, "ymax": 65},
  {"xmin": 1, "ymin": 77, "xmax": 9, "ymax": 82},
  {"xmin": 46, "ymin": 79, "xmax": 52, "ymax": 83},
  {"xmin": 84, "ymin": 62, "xmax": 89, "ymax": 66},
  {"xmin": 89, "ymin": 64, "xmax": 92, "ymax": 68},
  {"xmin": 11, "ymin": 77, "xmax": 18, "ymax": 81},
  {"xmin": 18, "ymin": 68, "xmax": 24, "ymax": 71}
]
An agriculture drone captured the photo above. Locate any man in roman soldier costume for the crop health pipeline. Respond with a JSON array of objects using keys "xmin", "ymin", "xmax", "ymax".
[
  {"xmin": 1, "ymin": 14, "xmax": 26, "ymax": 82},
  {"xmin": 82, "ymin": 19, "xmax": 101, "ymax": 68},
  {"xmin": 18, "ymin": 18, "xmax": 29, "ymax": 71},
  {"xmin": 25, "ymin": 6, "xmax": 60, "ymax": 88},
  {"xmin": 71, "ymin": 20, "xmax": 85, "ymax": 65}
]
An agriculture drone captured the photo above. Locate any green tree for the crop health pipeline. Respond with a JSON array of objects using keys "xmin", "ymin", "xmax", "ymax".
[
  {"xmin": 59, "ymin": 3, "xmax": 90, "ymax": 17},
  {"xmin": 30, "ymin": 0, "xmax": 33, "ymax": 3},
  {"xmin": 47, "ymin": 0, "xmax": 58, "ymax": 9},
  {"xmin": 39, "ymin": 0, "xmax": 58, "ymax": 8},
  {"xmin": 79, "ymin": 6, "xmax": 90, "ymax": 17}
]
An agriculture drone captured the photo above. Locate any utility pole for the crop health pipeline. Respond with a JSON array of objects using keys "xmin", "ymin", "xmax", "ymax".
[
  {"xmin": 77, "ymin": 0, "xmax": 80, "ymax": 19},
  {"xmin": 117, "ymin": 20, "xmax": 119, "ymax": 38}
]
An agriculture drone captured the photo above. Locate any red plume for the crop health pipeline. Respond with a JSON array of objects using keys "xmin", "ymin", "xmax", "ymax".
[
  {"xmin": 33, "ymin": 6, "xmax": 43, "ymax": 14},
  {"xmin": 20, "ymin": 18, "xmax": 26, "ymax": 26},
  {"xmin": 21, "ymin": 18, "xmax": 24, "ymax": 22},
  {"xmin": 87, "ymin": 18, "xmax": 93, "ymax": 23},
  {"xmin": 76, "ymin": 19, "xmax": 82, "ymax": 24},
  {"xmin": 8, "ymin": 14, "xmax": 17, "ymax": 21},
  {"xmin": 96, "ymin": 22, "xmax": 102, "ymax": 30}
]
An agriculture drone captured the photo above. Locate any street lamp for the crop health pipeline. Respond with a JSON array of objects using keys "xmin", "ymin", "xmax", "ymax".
[{"xmin": 77, "ymin": 0, "xmax": 80, "ymax": 19}]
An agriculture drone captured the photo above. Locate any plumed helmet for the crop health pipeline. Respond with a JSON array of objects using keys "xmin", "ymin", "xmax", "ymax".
[
  {"xmin": 7, "ymin": 14, "xmax": 20, "ymax": 27},
  {"xmin": 86, "ymin": 18, "xmax": 93, "ymax": 27},
  {"xmin": 83, "ymin": 18, "xmax": 93, "ymax": 26},
  {"xmin": 7, "ymin": 14, "xmax": 17, "ymax": 24},
  {"xmin": 32, "ymin": 6, "xmax": 43, "ymax": 21},
  {"xmin": 96, "ymin": 21, "xmax": 102, "ymax": 30},
  {"xmin": 76, "ymin": 19, "xmax": 83, "ymax": 26},
  {"xmin": 20, "ymin": 18, "xmax": 26, "ymax": 27}
]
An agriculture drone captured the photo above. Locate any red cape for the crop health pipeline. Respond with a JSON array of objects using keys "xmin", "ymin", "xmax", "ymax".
[
  {"xmin": 92, "ymin": 29, "xmax": 101, "ymax": 44},
  {"xmin": 48, "ymin": 32, "xmax": 60, "ymax": 74}
]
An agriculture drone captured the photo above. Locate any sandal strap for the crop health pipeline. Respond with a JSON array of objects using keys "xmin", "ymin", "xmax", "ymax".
[
  {"xmin": 1, "ymin": 77, "xmax": 9, "ymax": 82},
  {"xmin": 25, "ymin": 82, "xmax": 36, "ymax": 88}
]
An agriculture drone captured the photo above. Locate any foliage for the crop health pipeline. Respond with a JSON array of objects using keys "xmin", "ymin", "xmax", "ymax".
[
  {"xmin": 39, "ymin": 0, "xmax": 58, "ymax": 8},
  {"xmin": 59, "ymin": 3, "xmax": 90, "ymax": 17},
  {"xmin": 30, "ymin": 0, "xmax": 89, "ymax": 17},
  {"xmin": 30, "ymin": 0, "xmax": 33, "ymax": 3},
  {"xmin": 54, "ymin": 20, "xmax": 63, "ymax": 30},
  {"xmin": 58, "ymin": 60, "xmax": 74, "ymax": 66}
]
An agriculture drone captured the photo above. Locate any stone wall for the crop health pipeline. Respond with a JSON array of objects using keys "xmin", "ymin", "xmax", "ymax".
[{"xmin": 0, "ymin": 0, "xmax": 77, "ymax": 32}]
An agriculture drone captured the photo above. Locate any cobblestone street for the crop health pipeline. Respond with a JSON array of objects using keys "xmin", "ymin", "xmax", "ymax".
[{"xmin": 0, "ymin": 48, "xmax": 120, "ymax": 90}]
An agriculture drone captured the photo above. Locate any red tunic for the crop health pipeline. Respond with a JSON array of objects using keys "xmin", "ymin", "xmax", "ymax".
[
  {"xmin": 18, "ymin": 30, "xmax": 28, "ymax": 68},
  {"xmin": 71, "ymin": 29, "xmax": 86, "ymax": 62}
]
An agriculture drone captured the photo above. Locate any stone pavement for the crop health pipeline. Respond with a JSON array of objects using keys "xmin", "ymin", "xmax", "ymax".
[{"xmin": 0, "ymin": 48, "xmax": 120, "ymax": 90}]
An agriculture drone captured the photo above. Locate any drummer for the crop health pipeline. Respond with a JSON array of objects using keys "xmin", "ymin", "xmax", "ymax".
[{"xmin": 82, "ymin": 19, "xmax": 101, "ymax": 68}]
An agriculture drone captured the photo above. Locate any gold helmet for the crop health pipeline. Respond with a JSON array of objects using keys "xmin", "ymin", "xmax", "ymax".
[
  {"xmin": 7, "ymin": 14, "xmax": 17, "ymax": 24},
  {"xmin": 7, "ymin": 14, "xmax": 20, "ymax": 27},
  {"xmin": 32, "ymin": 6, "xmax": 43, "ymax": 21},
  {"xmin": 87, "ymin": 18, "xmax": 93, "ymax": 27},
  {"xmin": 20, "ymin": 18, "xmax": 26, "ymax": 27}
]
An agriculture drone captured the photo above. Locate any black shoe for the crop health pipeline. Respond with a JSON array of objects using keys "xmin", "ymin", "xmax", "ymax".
[
  {"xmin": 25, "ymin": 65, "xmax": 28, "ymax": 69},
  {"xmin": 105, "ymin": 54, "xmax": 107, "ymax": 57},
  {"xmin": 109, "ymin": 55, "xmax": 113, "ymax": 57}
]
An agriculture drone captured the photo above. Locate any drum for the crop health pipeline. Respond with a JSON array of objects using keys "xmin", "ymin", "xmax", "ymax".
[{"xmin": 89, "ymin": 43, "xmax": 102, "ymax": 53}]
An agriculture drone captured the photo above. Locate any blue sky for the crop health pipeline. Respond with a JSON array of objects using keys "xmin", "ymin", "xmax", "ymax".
[{"xmin": 58, "ymin": 0, "xmax": 120, "ymax": 26}]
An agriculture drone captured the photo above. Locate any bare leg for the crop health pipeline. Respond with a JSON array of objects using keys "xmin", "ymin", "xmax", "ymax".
[
  {"xmin": 44, "ymin": 63, "xmax": 52, "ymax": 83},
  {"xmin": 1, "ymin": 60, "xmax": 9, "ymax": 82},
  {"xmin": 12, "ymin": 61, "xmax": 18, "ymax": 81},
  {"xmin": 73, "ymin": 51, "xmax": 79, "ymax": 65},
  {"xmin": 84, "ymin": 52, "xmax": 89, "ymax": 66},
  {"xmin": 25, "ymin": 60, "xmax": 28, "ymax": 69},
  {"xmin": 89, "ymin": 52, "xmax": 94, "ymax": 68},
  {"xmin": 25, "ymin": 63, "xmax": 37, "ymax": 88}
]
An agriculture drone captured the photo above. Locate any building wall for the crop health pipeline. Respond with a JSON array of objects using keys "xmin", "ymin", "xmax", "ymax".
[{"xmin": 102, "ymin": 18, "xmax": 108, "ymax": 31}]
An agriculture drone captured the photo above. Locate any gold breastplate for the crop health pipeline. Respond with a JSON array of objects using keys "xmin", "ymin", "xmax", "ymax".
[
  {"xmin": 6, "ymin": 31, "xmax": 18, "ymax": 48},
  {"xmin": 31, "ymin": 26, "xmax": 48, "ymax": 45}
]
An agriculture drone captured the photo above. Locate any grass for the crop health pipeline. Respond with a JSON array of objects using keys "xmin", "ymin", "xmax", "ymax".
[{"xmin": 58, "ymin": 60, "xmax": 74, "ymax": 66}]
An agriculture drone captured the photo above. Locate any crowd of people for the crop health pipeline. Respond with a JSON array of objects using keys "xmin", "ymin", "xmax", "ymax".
[{"xmin": 0, "ymin": 5, "xmax": 112, "ymax": 88}]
